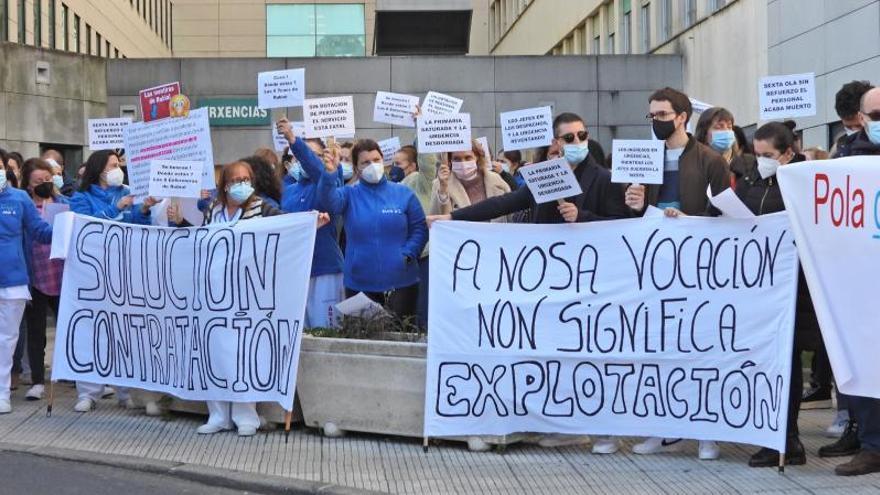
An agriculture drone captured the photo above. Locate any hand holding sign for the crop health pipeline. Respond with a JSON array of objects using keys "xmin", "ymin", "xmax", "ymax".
[
  {"xmin": 625, "ymin": 184, "xmax": 646, "ymax": 211},
  {"xmin": 557, "ymin": 200, "xmax": 579, "ymax": 222},
  {"xmin": 276, "ymin": 118, "xmax": 296, "ymax": 143},
  {"xmin": 322, "ymin": 146, "xmax": 340, "ymax": 174},
  {"xmin": 437, "ymin": 162, "xmax": 451, "ymax": 195},
  {"xmin": 116, "ymin": 195, "xmax": 134, "ymax": 210}
]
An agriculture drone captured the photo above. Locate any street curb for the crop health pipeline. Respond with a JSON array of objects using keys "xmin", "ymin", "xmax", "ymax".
[{"xmin": 0, "ymin": 441, "xmax": 384, "ymax": 495}]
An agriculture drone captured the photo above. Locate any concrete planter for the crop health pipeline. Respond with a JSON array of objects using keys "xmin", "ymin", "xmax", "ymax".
[{"xmin": 295, "ymin": 335, "xmax": 427, "ymax": 438}]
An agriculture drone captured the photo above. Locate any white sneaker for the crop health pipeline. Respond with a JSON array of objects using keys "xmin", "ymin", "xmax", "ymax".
[
  {"xmin": 144, "ymin": 401, "xmax": 162, "ymax": 417},
  {"xmin": 74, "ymin": 398, "xmax": 95, "ymax": 412},
  {"xmin": 101, "ymin": 386, "xmax": 115, "ymax": 398},
  {"xmin": 25, "ymin": 384, "xmax": 45, "ymax": 401},
  {"xmin": 118, "ymin": 397, "xmax": 136, "ymax": 409},
  {"xmin": 698, "ymin": 441, "xmax": 720, "ymax": 460},
  {"xmin": 237, "ymin": 426, "xmax": 258, "ymax": 437},
  {"xmin": 826, "ymin": 410, "xmax": 849, "ymax": 438},
  {"xmin": 591, "ymin": 437, "xmax": 620, "ymax": 454},
  {"xmin": 632, "ymin": 437, "xmax": 683, "ymax": 455},
  {"xmin": 196, "ymin": 423, "xmax": 231, "ymax": 435},
  {"xmin": 467, "ymin": 436, "xmax": 492, "ymax": 452},
  {"xmin": 537, "ymin": 434, "xmax": 591, "ymax": 448},
  {"xmin": 0, "ymin": 399, "xmax": 11, "ymax": 414}
]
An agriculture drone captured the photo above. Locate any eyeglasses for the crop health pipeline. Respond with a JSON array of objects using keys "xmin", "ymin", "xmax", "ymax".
[
  {"xmin": 558, "ymin": 131, "xmax": 589, "ymax": 143},
  {"xmin": 646, "ymin": 111, "xmax": 677, "ymax": 121},
  {"xmin": 863, "ymin": 110, "xmax": 880, "ymax": 121},
  {"xmin": 228, "ymin": 178, "xmax": 251, "ymax": 186}
]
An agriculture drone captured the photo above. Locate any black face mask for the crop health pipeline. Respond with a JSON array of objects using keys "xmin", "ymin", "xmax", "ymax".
[
  {"xmin": 33, "ymin": 182, "xmax": 54, "ymax": 199},
  {"xmin": 652, "ymin": 118, "xmax": 677, "ymax": 141}
]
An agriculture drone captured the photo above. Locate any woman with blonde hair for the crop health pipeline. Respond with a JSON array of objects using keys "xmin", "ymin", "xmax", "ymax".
[{"xmin": 429, "ymin": 140, "xmax": 510, "ymax": 221}]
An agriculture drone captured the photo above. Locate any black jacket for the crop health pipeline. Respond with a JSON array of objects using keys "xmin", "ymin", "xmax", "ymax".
[
  {"xmin": 846, "ymin": 130, "xmax": 880, "ymax": 157},
  {"xmin": 450, "ymin": 155, "xmax": 630, "ymax": 224},
  {"xmin": 734, "ymin": 153, "xmax": 821, "ymax": 345}
]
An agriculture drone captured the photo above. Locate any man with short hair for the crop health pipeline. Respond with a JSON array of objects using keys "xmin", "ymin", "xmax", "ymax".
[
  {"xmin": 620, "ymin": 87, "xmax": 730, "ymax": 461},
  {"xmin": 832, "ymin": 81, "xmax": 874, "ymax": 158}
]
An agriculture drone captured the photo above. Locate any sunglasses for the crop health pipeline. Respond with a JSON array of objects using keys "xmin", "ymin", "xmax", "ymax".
[
  {"xmin": 863, "ymin": 111, "xmax": 880, "ymax": 121},
  {"xmin": 558, "ymin": 131, "xmax": 589, "ymax": 143}
]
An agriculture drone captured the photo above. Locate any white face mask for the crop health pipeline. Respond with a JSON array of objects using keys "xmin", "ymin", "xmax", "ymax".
[
  {"xmin": 451, "ymin": 160, "xmax": 479, "ymax": 181},
  {"xmin": 359, "ymin": 161, "xmax": 385, "ymax": 184},
  {"xmin": 757, "ymin": 156, "xmax": 780, "ymax": 179},
  {"xmin": 104, "ymin": 167, "xmax": 125, "ymax": 187}
]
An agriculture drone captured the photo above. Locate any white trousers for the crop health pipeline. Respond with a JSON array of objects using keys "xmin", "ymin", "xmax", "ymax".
[
  {"xmin": 304, "ymin": 273, "xmax": 344, "ymax": 329},
  {"xmin": 205, "ymin": 401, "xmax": 259, "ymax": 429},
  {"xmin": 0, "ymin": 299, "xmax": 27, "ymax": 400},
  {"xmin": 76, "ymin": 381, "xmax": 130, "ymax": 401}
]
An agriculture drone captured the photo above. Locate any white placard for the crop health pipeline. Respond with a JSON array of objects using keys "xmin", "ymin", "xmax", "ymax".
[
  {"xmin": 373, "ymin": 91, "xmax": 420, "ymax": 127},
  {"xmin": 148, "ymin": 160, "xmax": 203, "ymax": 199},
  {"xmin": 708, "ymin": 185, "xmax": 756, "ymax": 219},
  {"xmin": 416, "ymin": 113, "xmax": 472, "ymax": 154},
  {"xmin": 759, "ymin": 72, "xmax": 816, "ymax": 120},
  {"xmin": 476, "ymin": 136, "xmax": 492, "ymax": 163},
  {"xmin": 611, "ymin": 140, "xmax": 665, "ymax": 184},
  {"xmin": 378, "ymin": 136, "xmax": 402, "ymax": 165},
  {"xmin": 520, "ymin": 158, "xmax": 583, "ymax": 203},
  {"xmin": 422, "ymin": 91, "xmax": 464, "ymax": 116},
  {"xmin": 88, "ymin": 117, "xmax": 133, "ymax": 151},
  {"xmin": 49, "ymin": 211, "xmax": 75, "ymax": 260},
  {"xmin": 272, "ymin": 121, "xmax": 305, "ymax": 152},
  {"xmin": 51, "ymin": 212, "xmax": 317, "ymax": 408},
  {"xmin": 257, "ymin": 68, "xmax": 305, "ymax": 109},
  {"xmin": 778, "ymin": 157, "xmax": 880, "ymax": 399},
  {"xmin": 499, "ymin": 106, "xmax": 554, "ymax": 151},
  {"xmin": 123, "ymin": 107, "xmax": 215, "ymax": 199},
  {"xmin": 425, "ymin": 214, "xmax": 799, "ymax": 452},
  {"xmin": 303, "ymin": 96, "xmax": 356, "ymax": 139}
]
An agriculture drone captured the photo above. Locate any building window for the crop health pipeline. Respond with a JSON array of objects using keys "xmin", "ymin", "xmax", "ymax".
[
  {"xmin": 61, "ymin": 3, "xmax": 68, "ymax": 50},
  {"xmin": 266, "ymin": 3, "xmax": 366, "ymax": 57},
  {"xmin": 17, "ymin": 0, "xmax": 24, "ymax": 43},
  {"xmin": 85, "ymin": 23, "xmax": 91, "ymax": 54},
  {"xmin": 1, "ymin": 0, "xmax": 8, "ymax": 43},
  {"xmin": 114, "ymin": 47, "xmax": 118, "ymax": 58},
  {"xmin": 710, "ymin": 0, "xmax": 725, "ymax": 11},
  {"xmin": 33, "ymin": 0, "xmax": 40, "ymax": 46},
  {"xmin": 105, "ymin": 40, "xmax": 109, "ymax": 58},
  {"xmin": 49, "ymin": 0, "xmax": 55, "ymax": 48},
  {"xmin": 660, "ymin": 0, "xmax": 672, "ymax": 42},
  {"xmin": 605, "ymin": 4, "xmax": 615, "ymax": 54},
  {"xmin": 590, "ymin": 14, "xmax": 600, "ymax": 54},
  {"xmin": 73, "ymin": 13, "xmax": 79, "ymax": 52},
  {"xmin": 684, "ymin": 0, "xmax": 697, "ymax": 27},
  {"xmin": 640, "ymin": 2, "xmax": 651, "ymax": 52},
  {"xmin": 96, "ymin": 32, "xmax": 101, "ymax": 56}
]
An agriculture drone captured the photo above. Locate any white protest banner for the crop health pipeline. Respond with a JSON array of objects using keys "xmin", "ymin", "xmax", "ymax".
[
  {"xmin": 272, "ymin": 121, "xmax": 305, "ymax": 152},
  {"xmin": 611, "ymin": 140, "xmax": 665, "ymax": 184},
  {"xmin": 148, "ymin": 160, "xmax": 203, "ymax": 199},
  {"xmin": 51, "ymin": 212, "xmax": 317, "ymax": 408},
  {"xmin": 688, "ymin": 98, "xmax": 714, "ymax": 134},
  {"xmin": 378, "ymin": 136, "xmax": 402, "ymax": 165},
  {"xmin": 500, "ymin": 106, "xmax": 553, "ymax": 151},
  {"xmin": 422, "ymin": 91, "xmax": 464, "ymax": 116},
  {"xmin": 520, "ymin": 158, "xmax": 582, "ymax": 203},
  {"xmin": 303, "ymin": 96, "xmax": 356, "ymax": 139},
  {"xmin": 123, "ymin": 107, "xmax": 215, "ymax": 198},
  {"xmin": 425, "ymin": 214, "xmax": 799, "ymax": 451},
  {"xmin": 88, "ymin": 117, "xmax": 133, "ymax": 151},
  {"xmin": 373, "ymin": 91, "xmax": 420, "ymax": 127},
  {"xmin": 778, "ymin": 157, "xmax": 880, "ymax": 399},
  {"xmin": 416, "ymin": 113, "xmax": 471, "ymax": 154},
  {"xmin": 759, "ymin": 73, "xmax": 816, "ymax": 120},
  {"xmin": 476, "ymin": 137, "xmax": 492, "ymax": 163},
  {"xmin": 257, "ymin": 68, "xmax": 305, "ymax": 109}
]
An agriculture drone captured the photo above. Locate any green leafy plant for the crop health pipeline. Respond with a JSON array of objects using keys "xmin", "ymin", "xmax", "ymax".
[{"xmin": 305, "ymin": 312, "xmax": 425, "ymax": 342}]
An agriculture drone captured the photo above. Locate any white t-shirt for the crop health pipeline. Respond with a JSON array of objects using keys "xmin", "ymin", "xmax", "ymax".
[{"xmin": 0, "ymin": 285, "xmax": 31, "ymax": 301}]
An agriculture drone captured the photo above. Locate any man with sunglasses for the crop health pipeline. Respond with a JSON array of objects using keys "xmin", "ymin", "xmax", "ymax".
[
  {"xmin": 624, "ymin": 87, "xmax": 730, "ymax": 217},
  {"xmin": 822, "ymin": 86, "xmax": 880, "ymax": 477},
  {"xmin": 428, "ymin": 112, "xmax": 629, "ymax": 225}
]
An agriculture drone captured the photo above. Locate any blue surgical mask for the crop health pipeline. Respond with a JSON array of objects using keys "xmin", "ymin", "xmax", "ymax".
[
  {"xmin": 867, "ymin": 120, "xmax": 880, "ymax": 145},
  {"xmin": 341, "ymin": 161, "xmax": 354, "ymax": 180},
  {"xmin": 0, "ymin": 171, "xmax": 7, "ymax": 191},
  {"xmin": 289, "ymin": 162, "xmax": 308, "ymax": 182},
  {"xmin": 563, "ymin": 143, "xmax": 589, "ymax": 165},
  {"xmin": 710, "ymin": 129, "xmax": 735, "ymax": 152},
  {"xmin": 228, "ymin": 181, "xmax": 254, "ymax": 204},
  {"xmin": 53, "ymin": 175, "xmax": 65, "ymax": 190}
]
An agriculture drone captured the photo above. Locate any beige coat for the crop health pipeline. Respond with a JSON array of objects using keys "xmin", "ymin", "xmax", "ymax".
[{"xmin": 429, "ymin": 170, "xmax": 511, "ymax": 222}]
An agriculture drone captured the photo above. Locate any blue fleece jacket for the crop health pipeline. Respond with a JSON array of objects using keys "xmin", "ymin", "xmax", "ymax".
[
  {"xmin": 69, "ymin": 185, "xmax": 152, "ymax": 224},
  {"xmin": 0, "ymin": 187, "xmax": 53, "ymax": 289},
  {"xmin": 281, "ymin": 137, "xmax": 343, "ymax": 277},
  {"xmin": 317, "ymin": 169, "xmax": 428, "ymax": 292}
]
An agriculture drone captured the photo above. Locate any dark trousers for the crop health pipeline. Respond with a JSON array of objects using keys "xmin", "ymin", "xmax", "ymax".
[
  {"xmin": 23, "ymin": 288, "xmax": 59, "ymax": 385},
  {"xmin": 810, "ymin": 345, "xmax": 833, "ymax": 390},
  {"xmin": 346, "ymin": 284, "xmax": 419, "ymax": 319},
  {"xmin": 849, "ymin": 396, "xmax": 880, "ymax": 452},
  {"xmin": 416, "ymin": 256, "xmax": 429, "ymax": 329},
  {"xmin": 787, "ymin": 346, "xmax": 803, "ymax": 438}
]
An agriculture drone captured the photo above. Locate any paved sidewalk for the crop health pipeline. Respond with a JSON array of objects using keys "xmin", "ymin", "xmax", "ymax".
[{"xmin": 1, "ymin": 384, "xmax": 878, "ymax": 494}]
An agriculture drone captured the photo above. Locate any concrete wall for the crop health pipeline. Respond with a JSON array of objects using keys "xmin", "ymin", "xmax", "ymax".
[
  {"xmin": 767, "ymin": 0, "xmax": 880, "ymax": 149},
  {"xmin": 105, "ymin": 54, "xmax": 683, "ymax": 164},
  {"xmin": 0, "ymin": 42, "xmax": 107, "ymax": 162}
]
